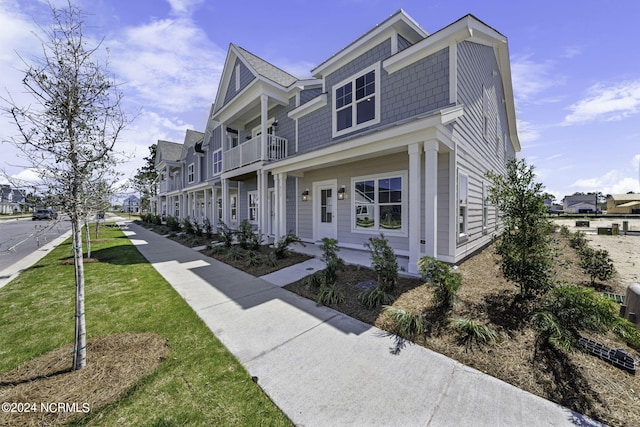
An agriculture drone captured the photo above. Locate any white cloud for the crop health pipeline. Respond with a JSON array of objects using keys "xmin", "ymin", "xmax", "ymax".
[
  {"xmin": 166, "ymin": 0, "xmax": 204, "ymax": 17},
  {"xmin": 570, "ymin": 169, "xmax": 640, "ymax": 195},
  {"xmin": 516, "ymin": 118, "xmax": 541, "ymax": 145},
  {"xmin": 563, "ymin": 81, "xmax": 640, "ymax": 125},
  {"xmin": 631, "ymin": 154, "xmax": 640, "ymax": 170},
  {"xmin": 510, "ymin": 54, "xmax": 564, "ymax": 103},
  {"xmin": 108, "ymin": 16, "xmax": 225, "ymax": 115}
]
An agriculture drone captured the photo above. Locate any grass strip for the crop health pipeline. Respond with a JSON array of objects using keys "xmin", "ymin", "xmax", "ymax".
[{"xmin": 0, "ymin": 224, "xmax": 291, "ymax": 426}]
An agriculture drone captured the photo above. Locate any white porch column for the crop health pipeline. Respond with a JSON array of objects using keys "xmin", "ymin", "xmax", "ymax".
[
  {"xmin": 212, "ymin": 187, "xmax": 218, "ymax": 230},
  {"xmin": 274, "ymin": 172, "xmax": 287, "ymax": 240},
  {"xmin": 408, "ymin": 143, "xmax": 422, "ymax": 274},
  {"xmin": 258, "ymin": 170, "xmax": 269, "ymax": 236},
  {"xmin": 424, "ymin": 140, "xmax": 439, "ymax": 259},
  {"xmin": 203, "ymin": 188, "xmax": 209, "ymax": 223},
  {"xmin": 222, "ymin": 178, "xmax": 230, "ymax": 225},
  {"xmin": 260, "ymin": 94, "xmax": 268, "ymax": 160}
]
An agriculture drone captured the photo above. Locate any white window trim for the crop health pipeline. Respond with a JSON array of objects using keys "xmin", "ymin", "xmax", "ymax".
[
  {"xmin": 187, "ymin": 163, "xmax": 195, "ymax": 184},
  {"xmin": 212, "ymin": 149, "xmax": 222, "ymax": 176},
  {"xmin": 458, "ymin": 172, "xmax": 468, "ymax": 242},
  {"xmin": 332, "ymin": 62, "xmax": 381, "ymax": 138},
  {"xmin": 350, "ymin": 170, "xmax": 408, "ymax": 237},
  {"xmin": 248, "ymin": 191, "xmax": 258, "ymax": 224}
]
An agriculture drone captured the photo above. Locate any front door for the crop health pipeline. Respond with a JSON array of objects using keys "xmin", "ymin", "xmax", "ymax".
[{"xmin": 313, "ymin": 180, "xmax": 337, "ymax": 241}]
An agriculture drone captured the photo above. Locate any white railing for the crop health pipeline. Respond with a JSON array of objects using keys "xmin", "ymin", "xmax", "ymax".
[{"xmin": 223, "ymin": 135, "xmax": 288, "ymax": 171}]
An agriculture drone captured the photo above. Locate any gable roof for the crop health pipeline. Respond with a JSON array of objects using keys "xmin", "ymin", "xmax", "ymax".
[
  {"xmin": 181, "ymin": 130, "xmax": 205, "ymax": 158},
  {"xmin": 609, "ymin": 193, "xmax": 640, "ymax": 202},
  {"xmin": 156, "ymin": 140, "xmax": 182, "ymax": 167},
  {"xmin": 312, "ymin": 9, "xmax": 428, "ymax": 77},
  {"xmin": 235, "ymin": 45, "xmax": 298, "ymax": 87}
]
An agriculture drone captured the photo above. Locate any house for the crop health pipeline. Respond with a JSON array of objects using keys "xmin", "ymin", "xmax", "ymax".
[
  {"xmin": 151, "ymin": 10, "xmax": 520, "ymax": 272},
  {"xmin": 122, "ymin": 195, "xmax": 141, "ymax": 213},
  {"xmin": 563, "ymin": 194, "xmax": 598, "ymax": 214},
  {"xmin": 606, "ymin": 194, "xmax": 640, "ymax": 214},
  {"xmin": 0, "ymin": 185, "xmax": 26, "ymax": 214}
]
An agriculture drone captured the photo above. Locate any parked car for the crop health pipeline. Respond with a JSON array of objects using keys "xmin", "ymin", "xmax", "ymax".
[{"xmin": 32, "ymin": 209, "xmax": 58, "ymax": 220}]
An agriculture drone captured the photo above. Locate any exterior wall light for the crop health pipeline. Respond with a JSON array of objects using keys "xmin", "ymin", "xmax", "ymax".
[
  {"xmin": 337, "ymin": 185, "xmax": 346, "ymax": 200},
  {"xmin": 302, "ymin": 189, "xmax": 310, "ymax": 201}
]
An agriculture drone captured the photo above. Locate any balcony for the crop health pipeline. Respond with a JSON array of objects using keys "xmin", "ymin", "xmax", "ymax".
[
  {"xmin": 158, "ymin": 178, "xmax": 183, "ymax": 194},
  {"xmin": 223, "ymin": 134, "xmax": 288, "ymax": 172}
]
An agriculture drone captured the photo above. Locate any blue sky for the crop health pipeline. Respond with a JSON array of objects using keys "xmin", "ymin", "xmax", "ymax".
[{"xmin": 1, "ymin": 0, "xmax": 639, "ymax": 201}]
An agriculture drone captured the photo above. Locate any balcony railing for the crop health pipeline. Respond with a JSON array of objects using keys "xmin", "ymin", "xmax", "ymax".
[
  {"xmin": 158, "ymin": 178, "xmax": 183, "ymax": 194},
  {"xmin": 223, "ymin": 134, "xmax": 288, "ymax": 171}
]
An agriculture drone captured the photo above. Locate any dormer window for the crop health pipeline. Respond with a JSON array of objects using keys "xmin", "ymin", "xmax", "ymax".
[{"xmin": 332, "ymin": 63, "xmax": 380, "ymax": 137}]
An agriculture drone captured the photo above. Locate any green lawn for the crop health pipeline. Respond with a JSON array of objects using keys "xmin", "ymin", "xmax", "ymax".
[{"xmin": 0, "ymin": 224, "xmax": 291, "ymax": 426}]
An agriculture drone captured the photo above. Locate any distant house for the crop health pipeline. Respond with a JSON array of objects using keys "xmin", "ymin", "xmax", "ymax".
[
  {"xmin": 122, "ymin": 195, "xmax": 141, "ymax": 213},
  {"xmin": 563, "ymin": 194, "xmax": 598, "ymax": 214},
  {"xmin": 150, "ymin": 10, "xmax": 521, "ymax": 271},
  {"xmin": 0, "ymin": 185, "xmax": 26, "ymax": 214},
  {"xmin": 606, "ymin": 194, "xmax": 640, "ymax": 214}
]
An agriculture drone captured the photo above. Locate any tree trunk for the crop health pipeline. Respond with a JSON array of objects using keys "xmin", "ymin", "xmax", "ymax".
[
  {"xmin": 72, "ymin": 216, "xmax": 87, "ymax": 370},
  {"xmin": 84, "ymin": 218, "xmax": 91, "ymax": 259}
]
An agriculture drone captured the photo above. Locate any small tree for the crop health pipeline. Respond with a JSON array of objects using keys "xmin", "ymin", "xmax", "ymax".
[
  {"xmin": 1, "ymin": 1, "xmax": 129, "ymax": 370},
  {"xmin": 132, "ymin": 144, "xmax": 158, "ymax": 213},
  {"xmin": 579, "ymin": 247, "xmax": 615, "ymax": 286},
  {"xmin": 365, "ymin": 234, "xmax": 398, "ymax": 292},
  {"xmin": 486, "ymin": 159, "xmax": 554, "ymax": 298}
]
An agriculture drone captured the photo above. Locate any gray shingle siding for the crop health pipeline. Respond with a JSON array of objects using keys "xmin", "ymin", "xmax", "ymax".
[
  {"xmin": 380, "ymin": 47, "xmax": 449, "ymax": 125},
  {"xmin": 223, "ymin": 58, "xmax": 255, "ymax": 105},
  {"xmin": 300, "ymin": 88, "xmax": 322, "ymax": 105},
  {"xmin": 295, "ymin": 42, "xmax": 449, "ymax": 155}
]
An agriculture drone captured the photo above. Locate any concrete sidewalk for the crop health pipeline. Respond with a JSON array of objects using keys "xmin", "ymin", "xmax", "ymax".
[{"xmin": 123, "ymin": 221, "xmax": 605, "ymax": 427}]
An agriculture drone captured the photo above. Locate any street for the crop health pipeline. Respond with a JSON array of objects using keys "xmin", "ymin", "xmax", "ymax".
[{"xmin": 0, "ymin": 217, "xmax": 72, "ymax": 273}]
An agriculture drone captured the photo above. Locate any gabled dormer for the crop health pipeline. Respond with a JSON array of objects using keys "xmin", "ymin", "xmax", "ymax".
[
  {"xmin": 181, "ymin": 129, "xmax": 205, "ymax": 187},
  {"xmin": 209, "ymin": 45, "xmax": 302, "ymax": 174}
]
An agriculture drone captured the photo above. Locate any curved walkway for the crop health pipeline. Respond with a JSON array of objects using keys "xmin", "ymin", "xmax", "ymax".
[{"xmin": 123, "ymin": 221, "xmax": 604, "ymax": 427}]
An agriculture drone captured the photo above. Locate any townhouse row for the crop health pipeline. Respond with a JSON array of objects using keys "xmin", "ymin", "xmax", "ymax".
[{"xmin": 151, "ymin": 10, "xmax": 520, "ymax": 273}]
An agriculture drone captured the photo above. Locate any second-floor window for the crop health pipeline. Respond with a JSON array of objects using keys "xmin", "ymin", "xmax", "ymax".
[
  {"xmin": 187, "ymin": 163, "xmax": 195, "ymax": 184},
  {"xmin": 213, "ymin": 150, "xmax": 222, "ymax": 175},
  {"xmin": 333, "ymin": 63, "xmax": 380, "ymax": 137}
]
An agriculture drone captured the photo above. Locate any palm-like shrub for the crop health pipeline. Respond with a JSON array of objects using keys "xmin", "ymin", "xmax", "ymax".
[
  {"xmin": 166, "ymin": 215, "xmax": 181, "ymax": 232},
  {"xmin": 217, "ymin": 222, "xmax": 235, "ymax": 247},
  {"xmin": 383, "ymin": 305, "xmax": 428, "ymax": 338},
  {"xmin": 358, "ymin": 286, "xmax": 394, "ymax": 309},
  {"xmin": 450, "ymin": 317, "xmax": 499, "ymax": 350},
  {"xmin": 532, "ymin": 285, "xmax": 640, "ymax": 350}
]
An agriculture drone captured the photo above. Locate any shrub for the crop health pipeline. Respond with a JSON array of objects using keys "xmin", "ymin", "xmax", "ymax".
[
  {"xmin": 417, "ymin": 256, "xmax": 462, "ymax": 309},
  {"xmin": 166, "ymin": 215, "xmax": 181, "ymax": 232},
  {"xmin": 244, "ymin": 251, "xmax": 263, "ymax": 268},
  {"xmin": 203, "ymin": 217, "xmax": 213, "ymax": 239},
  {"xmin": 358, "ymin": 286, "xmax": 394, "ymax": 309},
  {"xmin": 365, "ymin": 234, "xmax": 398, "ymax": 292},
  {"xmin": 383, "ymin": 305, "xmax": 427, "ymax": 338},
  {"xmin": 181, "ymin": 217, "xmax": 196, "ymax": 235},
  {"xmin": 559, "ymin": 225, "xmax": 570, "ymax": 237},
  {"xmin": 532, "ymin": 285, "xmax": 640, "ymax": 350},
  {"xmin": 192, "ymin": 219, "xmax": 203, "ymax": 237},
  {"xmin": 316, "ymin": 282, "xmax": 345, "ymax": 306},
  {"xmin": 579, "ymin": 247, "xmax": 615, "ymax": 285},
  {"xmin": 274, "ymin": 233, "xmax": 304, "ymax": 259},
  {"xmin": 226, "ymin": 246, "xmax": 245, "ymax": 261},
  {"xmin": 218, "ymin": 222, "xmax": 235, "ymax": 247},
  {"xmin": 320, "ymin": 238, "xmax": 344, "ymax": 284},
  {"xmin": 568, "ymin": 231, "xmax": 588, "ymax": 251},
  {"xmin": 450, "ymin": 317, "xmax": 499, "ymax": 350},
  {"xmin": 237, "ymin": 219, "xmax": 262, "ymax": 250}
]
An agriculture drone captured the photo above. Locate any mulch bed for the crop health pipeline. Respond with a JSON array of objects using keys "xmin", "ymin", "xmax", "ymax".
[{"xmin": 0, "ymin": 333, "xmax": 168, "ymax": 426}]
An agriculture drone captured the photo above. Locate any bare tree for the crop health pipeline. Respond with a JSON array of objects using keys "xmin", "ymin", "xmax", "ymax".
[{"xmin": 1, "ymin": 1, "xmax": 129, "ymax": 370}]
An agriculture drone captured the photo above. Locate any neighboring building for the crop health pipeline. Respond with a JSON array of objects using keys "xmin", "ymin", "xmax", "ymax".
[
  {"xmin": 0, "ymin": 185, "xmax": 26, "ymax": 214},
  {"xmin": 563, "ymin": 194, "xmax": 599, "ymax": 214},
  {"xmin": 606, "ymin": 194, "xmax": 640, "ymax": 214},
  {"xmin": 122, "ymin": 195, "xmax": 141, "ymax": 213},
  {"xmin": 151, "ymin": 10, "xmax": 520, "ymax": 272}
]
